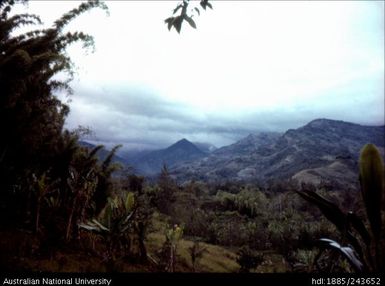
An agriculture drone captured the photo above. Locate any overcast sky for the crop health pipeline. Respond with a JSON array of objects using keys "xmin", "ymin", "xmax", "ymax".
[{"xmin": 16, "ymin": 1, "xmax": 384, "ymax": 150}]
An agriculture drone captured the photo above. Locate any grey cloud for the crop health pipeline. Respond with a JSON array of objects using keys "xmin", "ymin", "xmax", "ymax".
[
  {"xmin": 67, "ymin": 83, "xmax": 261, "ymax": 148},
  {"xmin": 66, "ymin": 80, "xmax": 384, "ymax": 151},
  {"xmin": 74, "ymin": 83, "xmax": 193, "ymax": 121}
]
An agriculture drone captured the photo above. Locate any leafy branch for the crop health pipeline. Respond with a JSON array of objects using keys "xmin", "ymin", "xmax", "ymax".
[{"xmin": 165, "ymin": 0, "xmax": 213, "ymax": 33}]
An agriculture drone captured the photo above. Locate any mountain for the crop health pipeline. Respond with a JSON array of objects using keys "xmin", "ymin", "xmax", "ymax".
[
  {"xmin": 171, "ymin": 119, "xmax": 385, "ymax": 189},
  {"xmin": 213, "ymin": 132, "xmax": 282, "ymax": 157},
  {"xmin": 129, "ymin": 138, "xmax": 206, "ymax": 175}
]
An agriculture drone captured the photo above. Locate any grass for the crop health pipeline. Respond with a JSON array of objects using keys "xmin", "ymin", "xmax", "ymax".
[
  {"xmin": 146, "ymin": 232, "xmax": 239, "ymax": 272},
  {"xmin": 145, "ymin": 211, "xmax": 289, "ymax": 273},
  {"xmin": 0, "ymin": 212, "xmax": 288, "ymax": 273}
]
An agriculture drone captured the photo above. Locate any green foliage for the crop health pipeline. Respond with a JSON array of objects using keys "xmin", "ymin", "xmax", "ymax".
[
  {"xmin": 78, "ymin": 192, "xmax": 136, "ymax": 264},
  {"xmin": 32, "ymin": 173, "xmax": 50, "ymax": 233},
  {"xmin": 166, "ymin": 224, "xmax": 183, "ymax": 243},
  {"xmin": 153, "ymin": 164, "xmax": 177, "ymax": 214},
  {"xmin": 84, "ymin": 192, "xmax": 135, "ymax": 232},
  {"xmin": 318, "ymin": 239, "xmax": 362, "ymax": 272},
  {"xmin": 295, "ymin": 189, "xmax": 367, "ymax": 271},
  {"xmin": 289, "ymin": 249, "xmax": 317, "ymax": 272},
  {"xmin": 0, "ymin": 0, "xmax": 108, "ymax": 228},
  {"xmin": 156, "ymin": 224, "xmax": 184, "ymax": 272},
  {"xmin": 215, "ymin": 189, "xmax": 268, "ymax": 217},
  {"xmin": 125, "ymin": 174, "xmax": 154, "ymax": 262},
  {"xmin": 93, "ymin": 144, "xmax": 123, "ymax": 215},
  {"xmin": 296, "ymin": 143, "xmax": 385, "ymax": 272}
]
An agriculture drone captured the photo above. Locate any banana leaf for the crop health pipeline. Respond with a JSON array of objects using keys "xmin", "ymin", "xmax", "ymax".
[{"xmin": 318, "ymin": 238, "xmax": 364, "ymax": 272}]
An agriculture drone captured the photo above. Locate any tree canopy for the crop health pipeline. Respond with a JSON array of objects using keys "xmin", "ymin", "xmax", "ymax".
[{"xmin": 0, "ymin": 0, "xmax": 108, "ymax": 226}]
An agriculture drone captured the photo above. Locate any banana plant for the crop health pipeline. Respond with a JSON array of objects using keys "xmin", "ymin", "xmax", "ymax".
[
  {"xmin": 296, "ymin": 143, "xmax": 384, "ymax": 272},
  {"xmin": 80, "ymin": 193, "xmax": 135, "ymax": 234},
  {"xmin": 32, "ymin": 172, "xmax": 57, "ymax": 234},
  {"xmin": 161, "ymin": 224, "xmax": 183, "ymax": 272},
  {"xmin": 78, "ymin": 192, "xmax": 136, "ymax": 262}
]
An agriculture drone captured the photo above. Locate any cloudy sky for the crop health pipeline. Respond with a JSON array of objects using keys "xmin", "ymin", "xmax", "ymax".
[{"xmin": 17, "ymin": 1, "xmax": 384, "ymax": 150}]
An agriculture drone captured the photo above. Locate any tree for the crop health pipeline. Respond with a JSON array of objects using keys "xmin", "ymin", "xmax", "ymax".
[
  {"xmin": 154, "ymin": 164, "xmax": 177, "ymax": 214},
  {"xmin": 189, "ymin": 240, "xmax": 206, "ymax": 272},
  {"xmin": 127, "ymin": 174, "xmax": 153, "ymax": 262},
  {"xmin": 158, "ymin": 224, "xmax": 183, "ymax": 272},
  {"xmin": 0, "ymin": 0, "xmax": 107, "ymax": 226},
  {"xmin": 92, "ymin": 145, "xmax": 122, "ymax": 215}
]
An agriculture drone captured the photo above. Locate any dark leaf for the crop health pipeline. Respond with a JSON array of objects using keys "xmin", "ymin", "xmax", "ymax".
[
  {"xmin": 296, "ymin": 190, "xmax": 366, "ymax": 263},
  {"xmin": 173, "ymin": 16, "xmax": 183, "ymax": 34},
  {"xmin": 200, "ymin": 0, "xmax": 207, "ymax": 10},
  {"xmin": 88, "ymin": 145, "xmax": 104, "ymax": 159},
  {"xmin": 295, "ymin": 190, "xmax": 346, "ymax": 231},
  {"xmin": 184, "ymin": 15, "xmax": 196, "ymax": 29},
  {"xmin": 102, "ymin": 144, "xmax": 122, "ymax": 171},
  {"xmin": 206, "ymin": 2, "xmax": 213, "ymax": 9},
  {"xmin": 165, "ymin": 17, "xmax": 174, "ymax": 31},
  {"xmin": 194, "ymin": 7, "xmax": 200, "ymax": 16}
]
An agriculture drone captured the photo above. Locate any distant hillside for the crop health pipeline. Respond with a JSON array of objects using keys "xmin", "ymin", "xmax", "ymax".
[
  {"xmin": 193, "ymin": 142, "xmax": 217, "ymax": 153},
  {"xmin": 128, "ymin": 138, "xmax": 206, "ymax": 175},
  {"xmin": 171, "ymin": 119, "xmax": 385, "ymax": 189},
  {"xmin": 213, "ymin": 132, "xmax": 282, "ymax": 157}
]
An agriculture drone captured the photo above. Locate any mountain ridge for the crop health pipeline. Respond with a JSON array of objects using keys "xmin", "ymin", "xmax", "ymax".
[
  {"xmin": 80, "ymin": 118, "xmax": 384, "ymax": 189},
  {"xmin": 171, "ymin": 118, "xmax": 385, "ymax": 188}
]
